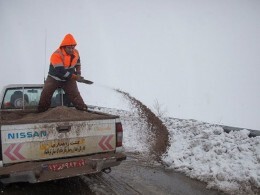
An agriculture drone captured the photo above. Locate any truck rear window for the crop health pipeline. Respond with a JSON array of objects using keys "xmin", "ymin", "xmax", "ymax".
[{"xmin": 1, "ymin": 87, "xmax": 73, "ymax": 110}]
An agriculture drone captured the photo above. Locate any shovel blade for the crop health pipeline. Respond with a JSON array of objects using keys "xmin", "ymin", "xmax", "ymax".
[{"xmin": 82, "ymin": 79, "xmax": 93, "ymax": 84}]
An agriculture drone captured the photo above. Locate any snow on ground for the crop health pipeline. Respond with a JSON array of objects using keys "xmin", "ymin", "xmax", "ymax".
[
  {"xmin": 94, "ymin": 107, "xmax": 152, "ymax": 154},
  {"xmin": 162, "ymin": 118, "xmax": 260, "ymax": 195},
  {"xmin": 94, "ymin": 107, "xmax": 260, "ymax": 195}
]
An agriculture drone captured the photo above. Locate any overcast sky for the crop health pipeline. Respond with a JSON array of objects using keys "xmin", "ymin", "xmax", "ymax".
[{"xmin": 1, "ymin": 0, "xmax": 259, "ymax": 129}]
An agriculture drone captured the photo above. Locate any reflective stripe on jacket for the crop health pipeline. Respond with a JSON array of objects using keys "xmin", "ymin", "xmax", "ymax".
[{"xmin": 48, "ymin": 48, "xmax": 81, "ymax": 81}]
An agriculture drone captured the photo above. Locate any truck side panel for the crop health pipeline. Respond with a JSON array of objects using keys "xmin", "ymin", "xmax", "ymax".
[{"xmin": 1, "ymin": 119, "xmax": 116, "ymax": 164}]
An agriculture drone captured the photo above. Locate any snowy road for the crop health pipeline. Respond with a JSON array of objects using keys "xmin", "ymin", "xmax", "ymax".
[
  {"xmin": 0, "ymin": 152, "xmax": 225, "ymax": 195},
  {"xmin": 103, "ymin": 105, "xmax": 260, "ymax": 195},
  {"xmin": 81, "ymin": 152, "xmax": 226, "ymax": 195}
]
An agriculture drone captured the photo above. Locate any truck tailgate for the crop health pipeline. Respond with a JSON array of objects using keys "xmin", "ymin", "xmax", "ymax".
[{"xmin": 1, "ymin": 119, "xmax": 117, "ymax": 164}]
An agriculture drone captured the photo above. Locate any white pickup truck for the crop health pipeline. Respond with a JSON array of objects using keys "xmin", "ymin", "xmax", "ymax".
[{"xmin": 0, "ymin": 84, "xmax": 126, "ymax": 184}]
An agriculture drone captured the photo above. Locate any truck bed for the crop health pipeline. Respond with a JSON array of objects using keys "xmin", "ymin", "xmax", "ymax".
[
  {"xmin": 0, "ymin": 106, "xmax": 122, "ymax": 166},
  {"xmin": 0, "ymin": 106, "xmax": 118, "ymax": 125}
]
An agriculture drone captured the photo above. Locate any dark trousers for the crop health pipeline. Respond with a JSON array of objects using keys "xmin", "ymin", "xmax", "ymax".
[{"xmin": 38, "ymin": 76, "xmax": 86, "ymax": 112}]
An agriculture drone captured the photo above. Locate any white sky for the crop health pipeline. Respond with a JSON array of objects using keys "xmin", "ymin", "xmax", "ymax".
[{"xmin": 0, "ymin": 0, "xmax": 260, "ymax": 129}]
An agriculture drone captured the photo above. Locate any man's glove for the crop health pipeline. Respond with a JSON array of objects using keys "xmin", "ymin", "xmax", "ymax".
[{"xmin": 75, "ymin": 66, "xmax": 81, "ymax": 75}]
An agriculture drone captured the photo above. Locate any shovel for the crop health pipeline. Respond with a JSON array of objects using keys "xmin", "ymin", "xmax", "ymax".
[{"xmin": 78, "ymin": 79, "xmax": 94, "ymax": 85}]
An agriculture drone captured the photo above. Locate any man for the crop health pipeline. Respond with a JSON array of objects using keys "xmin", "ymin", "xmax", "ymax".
[{"xmin": 38, "ymin": 33, "xmax": 87, "ymax": 112}]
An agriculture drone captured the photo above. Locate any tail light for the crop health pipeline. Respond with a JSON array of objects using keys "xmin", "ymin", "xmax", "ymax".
[{"xmin": 116, "ymin": 122, "xmax": 123, "ymax": 147}]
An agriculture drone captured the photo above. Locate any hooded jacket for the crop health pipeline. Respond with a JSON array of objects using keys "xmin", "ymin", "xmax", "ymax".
[{"xmin": 48, "ymin": 34, "xmax": 81, "ymax": 81}]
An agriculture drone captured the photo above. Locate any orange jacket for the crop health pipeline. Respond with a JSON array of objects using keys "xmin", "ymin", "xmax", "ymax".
[
  {"xmin": 48, "ymin": 34, "xmax": 81, "ymax": 81},
  {"xmin": 51, "ymin": 48, "xmax": 80, "ymax": 69}
]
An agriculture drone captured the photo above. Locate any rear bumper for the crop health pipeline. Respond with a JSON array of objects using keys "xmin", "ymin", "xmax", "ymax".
[{"xmin": 0, "ymin": 152, "xmax": 126, "ymax": 184}]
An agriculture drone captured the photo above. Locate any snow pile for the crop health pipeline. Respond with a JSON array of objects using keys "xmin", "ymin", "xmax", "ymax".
[
  {"xmin": 162, "ymin": 118, "xmax": 260, "ymax": 195},
  {"xmin": 95, "ymin": 107, "xmax": 260, "ymax": 195}
]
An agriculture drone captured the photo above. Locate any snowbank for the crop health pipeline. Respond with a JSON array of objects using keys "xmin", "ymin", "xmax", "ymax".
[
  {"xmin": 162, "ymin": 118, "xmax": 260, "ymax": 195},
  {"xmin": 95, "ymin": 107, "xmax": 260, "ymax": 195}
]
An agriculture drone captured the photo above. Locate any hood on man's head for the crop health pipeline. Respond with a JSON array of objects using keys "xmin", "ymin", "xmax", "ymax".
[{"xmin": 60, "ymin": 34, "xmax": 77, "ymax": 47}]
